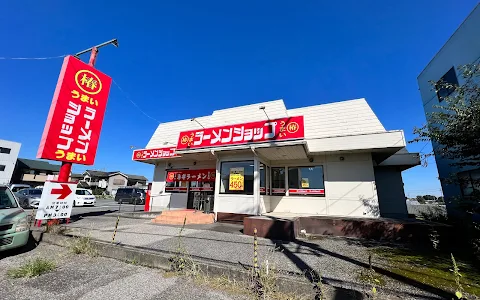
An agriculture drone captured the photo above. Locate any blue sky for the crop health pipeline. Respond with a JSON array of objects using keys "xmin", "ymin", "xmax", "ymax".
[{"xmin": 0, "ymin": 1, "xmax": 477, "ymax": 197}]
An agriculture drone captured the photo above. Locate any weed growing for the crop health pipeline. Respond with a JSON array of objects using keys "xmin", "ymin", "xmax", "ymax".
[
  {"xmin": 7, "ymin": 257, "xmax": 56, "ymax": 278},
  {"xmin": 68, "ymin": 234, "xmax": 98, "ymax": 257},
  {"xmin": 169, "ymin": 217, "xmax": 200, "ymax": 277}
]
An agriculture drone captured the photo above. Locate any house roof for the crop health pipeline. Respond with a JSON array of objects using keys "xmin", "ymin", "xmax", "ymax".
[
  {"xmin": 70, "ymin": 173, "xmax": 83, "ymax": 178},
  {"xmin": 125, "ymin": 174, "xmax": 148, "ymax": 181},
  {"xmin": 84, "ymin": 170, "xmax": 147, "ymax": 182},
  {"xmin": 16, "ymin": 158, "xmax": 61, "ymax": 172}
]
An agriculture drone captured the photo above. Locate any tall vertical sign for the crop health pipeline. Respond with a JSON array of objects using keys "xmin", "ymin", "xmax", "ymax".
[{"xmin": 37, "ymin": 55, "xmax": 112, "ymax": 165}]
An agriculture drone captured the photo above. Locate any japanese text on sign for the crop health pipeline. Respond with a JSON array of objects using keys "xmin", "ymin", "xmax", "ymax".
[
  {"xmin": 35, "ymin": 181, "xmax": 77, "ymax": 220},
  {"xmin": 166, "ymin": 169, "xmax": 216, "ymax": 182},
  {"xmin": 229, "ymin": 167, "xmax": 244, "ymax": 191},
  {"xmin": 132, "ymin": 147, "xmax": 178, "ymax": 161},
  {"xmin": 37, "ymin": 56, "xmax": 112, "ymax": 165},
  {"xmin": 177, "ymin": 116, "xmax": 304, "ymax": 150}
]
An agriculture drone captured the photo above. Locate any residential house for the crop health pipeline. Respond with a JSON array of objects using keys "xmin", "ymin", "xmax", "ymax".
[
  {"xmin": 11, "ymin": 158, "xmax": 61, "ymax": 186},
  {"xmin": 72, "ymin": 170, "xmax": 148, "ymax": 195}
]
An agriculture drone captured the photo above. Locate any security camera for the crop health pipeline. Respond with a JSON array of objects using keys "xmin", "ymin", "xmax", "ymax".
[
  {"xmin": 193, "ymin": 161, "xmax": 197, "ymax": 166},
  {"xmin": 308, "ymin": 157, "xmax": 314, "ymax": 163},
  {"xmin": 339, "ymin": 156, "xmax": 345, "ymax": 161}
]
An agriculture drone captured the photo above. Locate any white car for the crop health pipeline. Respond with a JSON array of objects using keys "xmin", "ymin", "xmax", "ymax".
[{"xmin": 74, "ymin": 189, "xmax": 96, "ymax": 207}]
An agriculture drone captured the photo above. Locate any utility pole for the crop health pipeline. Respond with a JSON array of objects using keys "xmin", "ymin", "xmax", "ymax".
[{"xmin": 57, "ymin": 39, "xmax": 118, "ymax": 182}]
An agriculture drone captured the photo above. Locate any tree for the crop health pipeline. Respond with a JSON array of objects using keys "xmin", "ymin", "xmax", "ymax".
[
  {"xmin": 423, "ymin": 195, "xmax": 437, "ymax": 201},
  {"xmin": 416, "ymin": 195, "xmax": 426, "ymax": 204},
  {"xmin": 411, "ymin": 64, "xmax": 480, "ymax": 212},
  {"xmin": 412, "ymin": 64, "xmax": 480, "ymax": 168}
]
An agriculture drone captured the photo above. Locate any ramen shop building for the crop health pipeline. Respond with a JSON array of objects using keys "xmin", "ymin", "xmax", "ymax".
[{"xmin": 133, "ymin": 98, "xmax": 420, "ymax": 219}]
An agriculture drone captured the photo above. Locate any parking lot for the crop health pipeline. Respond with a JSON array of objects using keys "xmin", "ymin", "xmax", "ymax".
[{"xmin": 23, "ymin": 198, "xmax": 144, "ymax": 220}]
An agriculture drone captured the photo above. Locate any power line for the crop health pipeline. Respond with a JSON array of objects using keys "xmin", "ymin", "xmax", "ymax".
[
  {"xmin": 0, "ymin": 54, "xmax": 67, "ymax": 60},
  {"xmin": 0, "ymin": 53, "xmax": 161, "ymax": 125},
  {"xmin": 112, "ymin": 79, "xmax": 161, "ymax": 124}
]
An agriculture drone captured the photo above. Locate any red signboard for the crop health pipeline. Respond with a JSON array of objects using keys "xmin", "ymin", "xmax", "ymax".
[
  {"xmin": 37, "ymin": 56, "xmax": 112, "ymax": 165},
  {"xmin": 166, "ymin": 169, "xmax": 216, "ymax": 182},
  {"xmin": 289, "ymin": 188, "xmax": 325, "ymax": 196},
  {"xmin": 176, "ymin": 116, "xmax": 304, "ymax": 150},
  {"xmin": 132, "ymin": 147, "xmax": 178, "ymax": 161}
]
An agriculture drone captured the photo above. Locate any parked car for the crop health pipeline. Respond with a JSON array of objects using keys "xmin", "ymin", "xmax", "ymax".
[
  {"xmin": 16, "ymin": 188, "xmax": 42, "ymax": 208},
  {"xmin": 14, "ymin": 192, "xmax": 29, "ymax": 209},
  {"xmin": 74, "ymin": 189, "xmax": 96, "ymax": 207},
  {"xmin": 9, "ymin": 184, "xmax": 31, "ymax": 193},
  {"xmin": 114, "ymin": 188, "xmax": 145, "ymax": 204},
  {"xmin": 0, "ymin": 185, "xmax": 30, "ymax": 252}
]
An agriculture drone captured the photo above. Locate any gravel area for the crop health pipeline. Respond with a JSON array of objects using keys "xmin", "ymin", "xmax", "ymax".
[
  {"xmin": 61, "ymin": 216, "xmax": 446, "ymax": 299},
  {"xmin": 0, "ymin": 244, "xmax": 246, "ymax": 300}
]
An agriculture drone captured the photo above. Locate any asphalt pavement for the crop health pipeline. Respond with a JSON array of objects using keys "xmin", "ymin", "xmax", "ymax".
[
  {"xmin": 24, "ymin": 198, "xmax": 144, "ymax": 220},
  {"xmin": 0, "ymin": 244, "xmax": 245, "ymax": 300}
]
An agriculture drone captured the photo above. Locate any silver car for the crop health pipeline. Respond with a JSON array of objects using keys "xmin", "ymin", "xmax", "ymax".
[{"xmin": 16, "ymin": 188, "xmax": 42, "ymax": 208}]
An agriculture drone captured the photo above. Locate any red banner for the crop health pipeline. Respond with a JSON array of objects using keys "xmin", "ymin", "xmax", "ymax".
[
  {"xmin": 166, "ymin": 169, "xmax": 216, "ymax": 182},
  {"xmin": 289, "ymin": 189, "xmax": 325, "ymax": 196},
  {"xmin": 177, "ymin": 116, "xmax": 304, "ymax": 150},
  {"xmin": 132, "ymin": 147, "xmax": 178, "ymax": 161},
  {"xmin": 37, "ymin": 56, "xmax": 112, "ymax": 165}
]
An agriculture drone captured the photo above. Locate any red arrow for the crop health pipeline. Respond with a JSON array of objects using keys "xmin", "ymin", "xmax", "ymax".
[{"xmin": 51, "ymin": 184, "xmax": 72, "ymax": 200}]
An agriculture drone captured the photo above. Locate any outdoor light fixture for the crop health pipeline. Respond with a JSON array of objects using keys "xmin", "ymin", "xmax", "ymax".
[
  {"xmin": 74, "ymin": 38, "xmax": 119, "ymax": 58},
  {"xmin": 259, "ymin": 106, "xmax": 270, "ymax": 119},
  {"xmin": 191, "ymin": 118, "xmax": 205, "ymax": 128}
]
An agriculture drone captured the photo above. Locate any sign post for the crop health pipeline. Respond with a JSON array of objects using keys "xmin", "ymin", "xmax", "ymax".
[{"xmin": 36, "ymin": 40, "xmax": 117, "ymax": 225}]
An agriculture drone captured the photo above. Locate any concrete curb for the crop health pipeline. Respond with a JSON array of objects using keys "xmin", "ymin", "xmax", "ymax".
[
  {"xmin": 33, "ymin": 232, "xmax": 410, "ymax": 299},
  {"xmin": 111, "ymin": 211, "xmax": 161, "ymax": 219}
]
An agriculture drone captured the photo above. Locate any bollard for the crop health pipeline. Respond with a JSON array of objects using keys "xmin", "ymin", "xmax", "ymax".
[
  {"xmin": 112, "ymin": 216, "xmax": 120, "ymax": 243},
  {"xmin": 253, "ymin": 227, "xmax": 259, "ymax": 277},
  {"xmin": 29, "ymin": 208, "xmax": 36, "ymax": 228}
]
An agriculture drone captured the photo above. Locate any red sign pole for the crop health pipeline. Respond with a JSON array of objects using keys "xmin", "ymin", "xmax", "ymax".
[{"xmin": 57, "ymin": 48, "xmax": 99, "ymax": 183}]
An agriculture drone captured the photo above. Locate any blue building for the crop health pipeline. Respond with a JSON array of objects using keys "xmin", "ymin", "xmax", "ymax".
[{"xmin": 417, "ymin": 4, "xmax": 480, "ymax": 211}]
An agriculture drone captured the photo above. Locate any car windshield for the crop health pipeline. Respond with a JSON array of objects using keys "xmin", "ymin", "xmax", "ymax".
[
  {"xmin": 118, "ymin": 188, "xmax": 133, "ymax": 194},
  {"xmin": 30, "ymin": 189, "xmax": 42, "ymax": 195},
  {"xmin": 0, "ymin": 186, "xmax": 18, "ymax": 209}
]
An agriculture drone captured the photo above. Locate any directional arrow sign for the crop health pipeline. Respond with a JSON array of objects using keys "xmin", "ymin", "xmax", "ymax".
[
  {"xmin": 36, "ymin": 181, "xmax": 77, "ymax": 220},
  {"xmin": 51, "ymin": 183, "xmax": 72, "ymax": 200}
]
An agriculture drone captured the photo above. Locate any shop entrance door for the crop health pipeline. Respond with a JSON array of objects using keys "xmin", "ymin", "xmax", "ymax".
[{"xmin": 187, "ymin": 182, "xmax": 215, "ymax": 212}]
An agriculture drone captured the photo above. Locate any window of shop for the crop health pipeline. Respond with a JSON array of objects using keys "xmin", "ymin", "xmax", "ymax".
[
  {"xmin": 165, "ymin": 181, "xmax": 187, "ymax": 193},
  {"xmin": 260, "ymin": 163, "xmax": 270, "ymax": 195},
  {"xmin": 220, "ymin": 161, "xmax": 254, "ymax": 195},
  {"xmin": 288, "ymin": 166, "xmax": 325, "ymax": 196},
  {"xmin": 271, "ymin": 167, "xmax": 286, "ymax": 195}
]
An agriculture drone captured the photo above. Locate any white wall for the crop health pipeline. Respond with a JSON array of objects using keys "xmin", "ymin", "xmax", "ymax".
[
  {"xmin": 269, "ymin": 153, "xmax": 379, "ymax": 217},
  {"xmin": 0, "ymin": 140, "xmax": 21, "ymax": 185},
  {"xmin": 145, "ymin": 98, "xmax": 404, "ymax": 154}
]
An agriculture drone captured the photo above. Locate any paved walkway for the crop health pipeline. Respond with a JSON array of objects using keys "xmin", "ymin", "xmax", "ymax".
[
  {"xmin": 64, "ymin": 215, "xmax": 442, "ymax": 300},
  {"xmin": 0, "ymin": 244, "xmax": 244, "ymax": 300}
]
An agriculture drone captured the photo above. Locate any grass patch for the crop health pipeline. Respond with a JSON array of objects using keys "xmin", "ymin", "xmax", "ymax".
[
  {"xmin": 7, "ymin": 258, "xmax": 56, "ymax": 278},
  {"xmin": 68, "ymin": 235, "xmax": 98, "ymax": 257},
  {"xmin": 372, "ymin": 247, "xmax": 480, "ymax": 297}
]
